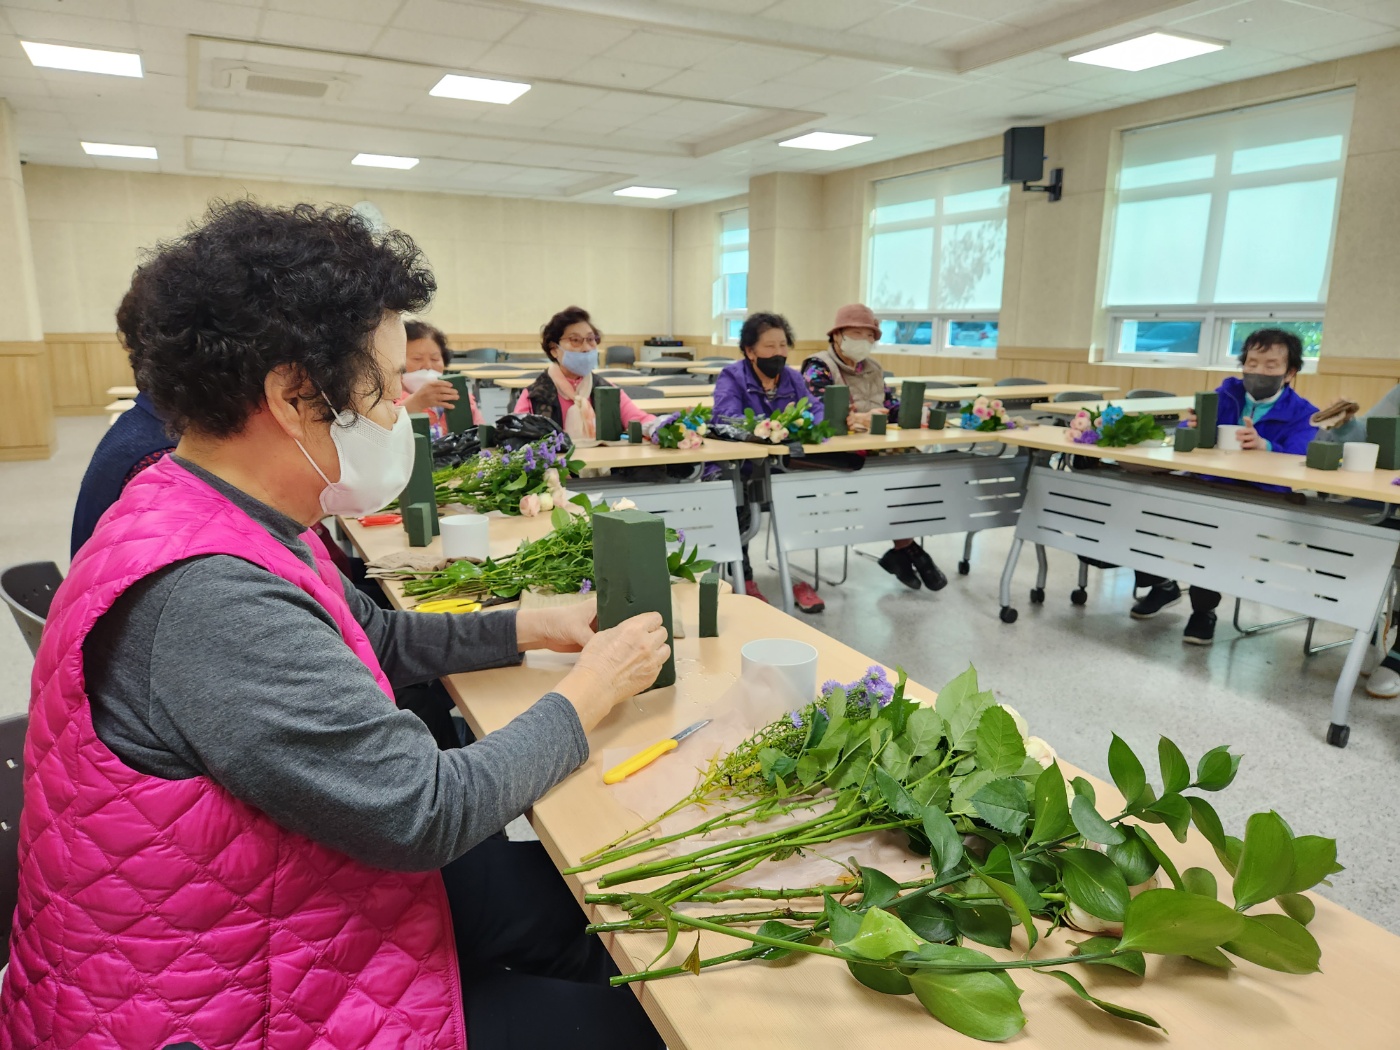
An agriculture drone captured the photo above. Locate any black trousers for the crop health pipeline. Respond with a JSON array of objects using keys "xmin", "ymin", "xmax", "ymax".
[
  {"xmin": 1135, "ymin": 571, "xmax": 1222, "ymax": 612},
  {"xmin": 441, "ymin": 837, "xmax": 663, "ymax": 1050}
]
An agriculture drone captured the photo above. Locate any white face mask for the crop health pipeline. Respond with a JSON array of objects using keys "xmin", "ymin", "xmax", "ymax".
[
  {"xmin": 400, "ymin": 368, "xmax": 442, "ymax": 394},
  {"xmin": 841, "ymin": 338, "xmax": 874, "ymax": 363},
  {"xmin": 297, "ymin": 401, "xmax": 416, "ymax": 517}
]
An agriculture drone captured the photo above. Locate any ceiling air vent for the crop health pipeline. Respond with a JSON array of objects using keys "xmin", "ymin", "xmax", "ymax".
[{"xmin": 244, "ymin": 73, "xmax": 329, "ymax": 99}]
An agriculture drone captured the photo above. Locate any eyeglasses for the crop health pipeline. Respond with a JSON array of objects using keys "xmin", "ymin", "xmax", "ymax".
[{"xmin": 560, "ymin": 334, "xmax": 600, "ymax": 348}]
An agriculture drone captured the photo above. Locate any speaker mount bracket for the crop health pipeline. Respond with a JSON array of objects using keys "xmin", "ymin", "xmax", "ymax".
[{"xmin": 1021, "ymin": 167, "xmax": 1063, "ymax": 203}]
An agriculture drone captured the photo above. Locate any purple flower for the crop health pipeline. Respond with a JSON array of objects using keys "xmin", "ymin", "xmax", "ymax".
[
  {"xmin": 676, "ymin": 529, "xmax": 686, "ymax": 544},
  {"xmin": 789, "ymin": 709, "xmax": 804, "ymax": 728},
  {"xmin": 580, "ymin": 578, "xmax": 593, "ymax": 593},
  {"xmin": 819, "ymin": 679, "xmax": 841, "ymax": 698},
  {"xmin": 524, "ymin": 449, "xmax": 536, "ymax": 470}
]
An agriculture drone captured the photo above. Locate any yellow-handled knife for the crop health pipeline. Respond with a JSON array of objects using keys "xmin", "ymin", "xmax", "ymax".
[{"xmin": 603, "ymin": 719, "xmax": 712, "ymax": 785}]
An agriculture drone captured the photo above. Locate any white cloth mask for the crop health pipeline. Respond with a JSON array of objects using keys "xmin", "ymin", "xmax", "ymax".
[
  {"xmin": 841, "ymin": 338, "xmax": 874, "ymax": 363},
  {"xmin": 400, "ymin": 368, "xmax": 442, "ymax": 394},
  {"xmin": 298, "ymin": 401, "xmax": 415, "ymax": 517}
]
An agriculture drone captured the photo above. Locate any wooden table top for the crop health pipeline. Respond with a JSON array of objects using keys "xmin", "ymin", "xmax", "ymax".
[
  {"xmin": 635, "ymin": 359, "xmax": 700, "ymax": 371},
  {"xmin": 440, "ymin": 587, "xmax": 1400, "ymax": 1049},
  {"xmin": 686, "ymin": 363, "xmax": 732, "ymax": 376},
  {"xmin": 926, "ymin": 384, "xmax": 1118, "ymax": 402},
  {"xmin": 632, "ymin": 397, "xmax": 714, "ymax": 414},
  {"xmin": 886, "ymin": 374, "xmax": 992, "ymax": 387},
  {"xmin": 776, "ymin": 424, "xmax": 1010, "ymax": 456},
  {"xmin": 1000, "ymin": 425, "xmax": 1400, "ymax": 504},
  {"xmin": 106, "ymin": 385, "xmax": 139, "ymax": 399},
  {"xmin": 1033, "ymin": 397, "xmax": 1196, "ymax": 417},
  {"xmin": 445, "ymin": 363, "xmax": 536, "ymax": 378}
]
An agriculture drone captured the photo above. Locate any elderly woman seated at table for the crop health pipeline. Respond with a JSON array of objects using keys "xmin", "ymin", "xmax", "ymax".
[{"xmin": 2, "ymin": 201, "xmax": 668, "ymax": 1050}]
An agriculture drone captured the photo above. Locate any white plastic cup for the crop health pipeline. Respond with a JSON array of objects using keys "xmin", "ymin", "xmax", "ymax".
[
  {"xmin": 1342, "ymin": 441, "xmax": 1381, "ymax": 472},
  {"xmin": 741, "ymin": 638, "xmax": 819, "ymax": 707},
  {"xmin": 1217, "ymin": 425, "xmax": 1243, "ymax": 451},
  {"xmin": 441, "ymin": 514, "xmax": 490, "ymax": 560}
]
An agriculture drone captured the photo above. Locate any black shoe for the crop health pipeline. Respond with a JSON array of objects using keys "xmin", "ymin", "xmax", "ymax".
[
  {"xmin": 906, "ymin": 542, "xmax": 948, "ymax": 591},
  {"xmin": 878, "ymin": 547, "xmax": 921, "ymax": 590},
  {"xmin": 1131, "ymin": 581, "xmax": 1181, "ymax": 619},
  {"xmin": 1184, "ymin": 611, "xmax": 1217, "ymax": 646}
]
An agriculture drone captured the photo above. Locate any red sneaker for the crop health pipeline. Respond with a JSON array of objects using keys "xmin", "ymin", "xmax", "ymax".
[
  {"xmin": 792, "ymin": 581, "xmax": 825, "ymax": 614},
  {"xmin": 745, "ymin": 580, "xmax": 769, "ymax": 603}
]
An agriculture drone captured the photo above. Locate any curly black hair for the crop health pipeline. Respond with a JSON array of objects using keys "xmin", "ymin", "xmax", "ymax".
[
  {"xmin": 117, "ymin": 199, "xmax": 435, "ymax": 437},
  {"xmin": 405, "ymin": 319, "xmax": 450, "ymax": 359},
  {"xmin": 1239, "ymin": 327, "xmax": 1304, "ymax": 373},
  {"xmin": 739, "ymin": 312, "xmax": 794, "ymax": 356},
  {"xmin": 540, "ymin": 306, "xmax": 600, "ymax": 360}
]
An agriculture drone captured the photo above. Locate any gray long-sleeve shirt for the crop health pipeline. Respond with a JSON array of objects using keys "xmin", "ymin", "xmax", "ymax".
[
  {"xmin": 82, "ymin": 457, "xmax": 588, "ymax": 872},
  {"xmin": 1315, "ymin": 384, "xmax": 1400, "ymax": 445}
]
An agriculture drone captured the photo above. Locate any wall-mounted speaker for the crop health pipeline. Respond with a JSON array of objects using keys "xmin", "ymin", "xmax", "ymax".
[{"xmin": 1003, "ymin": 126, "xmax": 1045, "ymax": 184}]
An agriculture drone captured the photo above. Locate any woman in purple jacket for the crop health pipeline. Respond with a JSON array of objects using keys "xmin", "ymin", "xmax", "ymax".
[{"xmin": 712, "ymin": 312, "xmax": 826, "ymax": 612}]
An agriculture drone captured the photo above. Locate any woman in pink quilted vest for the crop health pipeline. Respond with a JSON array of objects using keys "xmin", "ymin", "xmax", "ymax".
[{"xmin": 2, "ymin": 202, "xmax": 669, "ymax": 1050}]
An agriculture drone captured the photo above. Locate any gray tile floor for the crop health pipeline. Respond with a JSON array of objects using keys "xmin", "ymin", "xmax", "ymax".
[{"xmin": 4, "ymin": 417, "xmax": 1398, "ymax": 936}]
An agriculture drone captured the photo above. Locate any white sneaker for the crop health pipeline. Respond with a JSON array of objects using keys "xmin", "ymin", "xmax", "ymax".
[
  {"xmin": 1366, "ymin": 665, "xmax": 1400, "ymax": 700},
  {"xmin": 1362, "ymin": 646, "xmax": 1381, "ymax": 677}
]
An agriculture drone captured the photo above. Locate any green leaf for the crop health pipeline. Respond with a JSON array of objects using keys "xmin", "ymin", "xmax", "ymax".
[
  {"xmin": 946, "ymin": 898, "xmax": 1013, "ymax": 949},
  {"xmin": 1279, "ymin": 893, "xmax": 1316, "ymax": 926},
  {"xmin": 682, "ymin": 937, "xmax": 702, "ymax": 976},
  {"xmin": 922, "ymin": 806, "xmax": 965, "ymax": 878},
  {"xmin": 1182, "ymin": 867, "xmax": 1218, "ymax": 900},
  {"xmin": 630, "ymin": 893, "xmax": 679, "ymax": 970},
  {"xmin": 1030, "ymin": 762, "xmax": 1072, "ymax": 844},
  {"xmin": 1118, "ymin": 889, "xmax": 1246, "ymax": 956},
  {"xmin": 1195, "ymin": 745, "xmax": 1242, "ymax": 791},
  {"xmin": 1107, "ymin": 734, "xmax": 1148, "ymax": 808},
  {"xmin": 1187, "ymin": 796, "xmax": 1228, "ymax": 855},
  {"xmin": 1107, "ymin": 831, "xmax": 1159, "ymax": 887},
  {"xmin": 1158, "ymin": 737, "xmax": 1191, "ymax": 795},
  {"xmin": 1284, "ymin": 835, "xmax": 1343, "ymax": 894},
  {"xmin": 874, "ymin": 767, "xmax": 922, "ymax": 818},
  {"xmin": 847, "ymin": 959, "xmax": 912, "ymax": 995},
  {"xmin": 1221, "ymin": 835, "xmax": 1244, "ymax": 877},
  {"xmin": 824, "ymin": 894, "xmax": 863, "ymax": 946},
  {"xmin": 1071, "ymin": 936, "xmax": 1147, "ymax": 977},
  {"xmin": 983, "ymin": 845, "xmax": 1046, "ymax": 912},
  {"xmin": 1143, "ymin": 793, "xmax": 1191, "ymax": 842},
  {"xmin": 845, "ymin": 907, "xmax": 924, "ymax": 961},
  {"xmin": 973, "ymin": 865, "xmax": 1039, "ymax": 948},
  {"xmin": 1071, "ymin": 776, "xmax": 1096, "ymax": 806},
  {"xmin": 875, "ymin": 735, "xmax": 913, "ymax": 782},
  {"xmin": 975, "ymin": 706, "xmax": 1026, "ymax": 778},
  {"xmin": 971, "ymin": 778, "xmax": 1031, "ymax": 836},
  {"xmin": 1186, "ymin": 947, "xmax": 1235, "ymax": 968},
  {"xmin": 1222, "ymin": 914, "xmax": 1321, "ymax": 974},
  {"xmin": 892, "ymin": 894, "xmax": 957, "ymax": 944},
  {"xmin": 1038, "ymin": 969, "xmax": 1165, "ymax": 1031},
  {"xmin": 751, "ymin": 920, "xmax": 812, "ymax": 961},
  {"xmin": 858, "ymin": 865, "xmax": 902, "ymax": 911},
  {"xmin": 905, "ymin": 707, "xmax": 945, "ymax": 756},
  {"xmin": 935, "ymin": 668, "xmax": 993, "ymax": 751},
  {"xmin": 758, "ymin": 747, "xmax": 797, "ymax": 784},
  {"xmin": 550, "ymin": 505, "xmax": 570, "ymax": 529},
  {"xmin": 1232, "ymin": 811, "xmax": 1296, "ymax": 911},
  {"xmin": 1070, "ymin": 793, "xmax": 1126, "ymax": 846},
  {"xmin": 1060, "ymin": 848, "xmax": 1131, "ymax": 922},
  {"xmin": 907, "ymin": 945, "xmax": 1027, "ymax": 1043}
]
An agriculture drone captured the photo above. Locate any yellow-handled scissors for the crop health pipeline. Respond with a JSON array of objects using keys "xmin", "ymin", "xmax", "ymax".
[
  {"xmin": 412, "ymin": 598, "xmax": 483, "ymax": 614},
  {"xmin": 603, "ymin": 720, "xmax": 712, "ymax": 785}
]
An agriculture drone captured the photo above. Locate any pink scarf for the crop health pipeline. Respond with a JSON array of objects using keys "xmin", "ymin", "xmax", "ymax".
[{"xmin": 549, "ymin": 363, "xmax": 597, "ymax": 440}]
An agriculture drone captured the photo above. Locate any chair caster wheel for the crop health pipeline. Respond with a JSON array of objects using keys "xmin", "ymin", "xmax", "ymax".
[
  {"xmin": 957, "ymin": 560, "xmax": 970, "ymax": 575},
  {"xmin": 1071, "ymin": 588, "xmax": 1088, "ymax": 606},
  {"xmin": 1000, "ymin": 606, "xmax": 1018, "ymax": 624},
  {"xmin": 1030, "ymin": 588, "xmax": 1045, "ymax": 604},
  {"xmin": 1326, "ymin": 723, "xmax": 1350, "ymax": 748}
]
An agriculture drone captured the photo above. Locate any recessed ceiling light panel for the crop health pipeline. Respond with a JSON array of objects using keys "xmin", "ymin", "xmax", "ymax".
[
  {"xmin": 613, "ymin": 186, "xmax": 677, "ymax": 199},
  {"xmin": 22, "ymin": 41, "xmax": 143, "ymax": 77},
  {"xmin": 429, "ymin": 73, "xmax": 531, "ymax": 105},
  {"xmin": 352, "ymin": 153, "xmax": 420, "ymax": 170},
  {"xmin": 81, "ymin": 141, "xmax": 158, "ymax": 159},
  {"xmin": 1068, "ymin": 31, "xmax": 1225, "ymax": 72},
  {"xmin": 778, "ymin": 131, "xmax": 874, "ymax": 151}
]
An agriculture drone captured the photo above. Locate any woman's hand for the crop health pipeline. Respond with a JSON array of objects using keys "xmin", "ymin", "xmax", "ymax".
[
  {"xmin": 516, "ymin": 599, "xmax": 597, "ymax": 653},
  {"xmin": 555, "ymin": 612, "xmax": 671, "ymax": 732},
  {"xmin": 405, "ymin": 380, "xmax": 460, "ymax": 413},
  {"xmin": 847, "ymin": 410, "xmax": 873, "ymax": 433},
  {"xmin": 1238, "ymin": 416, "xmax": 1266, "ymax": 450}
]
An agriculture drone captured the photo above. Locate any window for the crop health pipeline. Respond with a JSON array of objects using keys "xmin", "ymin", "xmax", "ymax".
[
  {"xmin": 716, "ymin": 208, "xmax": 748, "ymax": 344},
  {"xmin": 867, "ymin": 159, "xmax": 1007, "ymax": 357},
  {"xmin": 1105, "ymin": 90, "xmax": 1353, "ymax": 366}
]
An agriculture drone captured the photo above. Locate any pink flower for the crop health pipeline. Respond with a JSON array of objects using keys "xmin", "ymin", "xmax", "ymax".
[
  {"xmin": 755, "ymin": 419, "xmax": 773, "ymax": 439},
  {"xmin": 678, "ymin": 431, "xmax": 703, "ymax": 450},
  {"xmin": 974, "ymin": 396, "xmax": 990, "ymax": 410},
  {"xmin": 973, "ymin": 406, "xmax": 992, "ymax": 420},
  {"xmin": 990, "ymin": 399, "xmax": 1004, "ymax": 412},
  {"xmin": 772, "ymin": 425, "xmax": 790, "ymax": 442},
  {"xmin": 519, "ymin": 493, "xmax": 542, "ymax": 516},
  {"xmin": 1069, "ymin": 414, "xmax": 1090, "ymax": 432}
]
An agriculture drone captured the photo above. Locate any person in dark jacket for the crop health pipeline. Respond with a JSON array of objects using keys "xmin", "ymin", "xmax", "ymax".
[
  {"xmin": 1131, "ymin": 328, "xmax": 1319, "ymax": 645},
  {"xmin": 70, "ymin": 389, "xmax": 176, "ymax": 557}
]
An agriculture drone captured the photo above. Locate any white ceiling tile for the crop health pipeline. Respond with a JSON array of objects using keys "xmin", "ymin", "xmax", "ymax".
[
  {"xmin": 264, "ymin": 0, "xmax": 395, "ymax": 24},
  {"xmin": 257, "ymin": 11, "xmax": 383, "ymax": 52},
  {"xmin": 761, "ymin": 0, "xmax": 876, "ymax": 32},
  {"xmin": 868, "ymin": 69, "xmax": 963, "ymax": 100},
  {"xmin": 1248, "ymin": 11, "xmax": 1396, "ymax": 52},
  {"xmin": 3, "ymin": 9, "xmax": 140, "ymax": 50},
  {"xmin": 692, "ymin": 42, "xmax": 821, "ymax": 78},
  {"xmin": 777, "ymin": 55, "xmax": 900, "ymax": 90},
  {"xmin": 4, "ymin": 0, "xmax": 135, "ymax": 18},
  {"xmin": 133, "ymin": 0, "xmax": 262, "ymax": 35},
  {"xmin": 669, "ymin": 0, "xmax": 780, "ymax": 11},
  {"xmin": 1170, "ymin": 0, "xmax": 1328, "ymax": 39},
  {"xmin": 1349, "ymin": 1, "xmax": 1400, "ymax": 28},
  {"xmin": 473, "ymin": 41, "xmax": 591, "ymax": 79},
  {"xmin": 1303, "ymin": 27, "xmax": 1400, "ymax": 58},
  {"xmin": 391, "ymin": 0, "xmax": 525, "ymax": 42},
  {"xmin": 497, "ymin": 11, "xmax": 636, "ymax": 54},
  {"xmin": 588, "ymin": 91, "xmax": 678, "ymax": 115},
  {"xmin": 649, "ymin": 67, "xmax": 748, "ymax": 100},
  {"xmin": 856, "ymin": 4, "xmax": 985, "ymax": 47},
  {"xmin": 369, "ymin": 28, "xmax": 494, "ymax": 69},
  {"xmin": 568, "ymin": 59, "xmax": 681, "ymax": 91},
  {"xmin": 982, "ymin": 54, "xmax": 1114, "ymax": 89},
  {"xmin": 721, "ymin": 80, "xmax": 834, "ymax": 109},
  {"xmin": 601, "ymin": 29, "xmax": 731, "ymax": 67}
]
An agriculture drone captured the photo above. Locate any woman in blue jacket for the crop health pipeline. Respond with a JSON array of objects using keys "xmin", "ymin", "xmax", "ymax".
[{"xmin": 1131, "ymin": 328, "xmax": 1319, "ymax": 645}]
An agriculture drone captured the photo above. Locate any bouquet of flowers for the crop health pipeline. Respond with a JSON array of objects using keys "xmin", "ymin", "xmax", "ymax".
[
  {"xmin": 730, "ymin": 397, "xmax": 833, "ymax": 445},
  {"xmin": 390, "ymin": 495, "xmax": 714, "ymax": 601},
  {"xmin": 573, "ymin": 665, "xmax": 1339, "ymax": 1042},
  {"xmin": 429, "ymin": 432, "xmax": 585, "ymax": 516},
  {"xmin": 653, "ymin": 405, "xmax": 712, "ymax": 450},
  {"xmin": 1068, "ymin": 404, "xmax": 1166, "ymax": 448},
  {"xmin": 959, "ymin": 396, "xmax": 1017, "ymax": 432}
]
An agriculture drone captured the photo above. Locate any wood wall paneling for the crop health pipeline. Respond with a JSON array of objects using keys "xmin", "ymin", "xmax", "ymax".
[{"xmin": 0, "ymin": 341, "xmax": 54, "ymax": 459}]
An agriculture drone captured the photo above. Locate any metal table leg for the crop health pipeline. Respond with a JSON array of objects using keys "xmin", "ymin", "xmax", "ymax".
[
  {"xmin": 958, "ymin": 533, "xmax": 974, "ymax": 576},
  {"xmin": 1031, "ymin": 544, "xmax": 1048, "ymax": 606},
  {"xmin": 998, "ymin": 537, "xmax": 1024, "ymax": 623}
]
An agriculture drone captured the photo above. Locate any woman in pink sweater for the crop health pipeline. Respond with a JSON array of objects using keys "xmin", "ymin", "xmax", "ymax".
[{"xmin": 514, "ymin": 306, "xmax": 655, "ymax": 439}]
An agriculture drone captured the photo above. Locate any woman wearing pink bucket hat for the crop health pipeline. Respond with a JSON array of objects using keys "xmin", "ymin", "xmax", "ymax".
[{"xmin": 801, "ymin": 303, "xmax": 948, "ymax": 593}]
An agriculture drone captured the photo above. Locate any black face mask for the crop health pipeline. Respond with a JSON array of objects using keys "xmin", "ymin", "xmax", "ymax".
[
  {"xmin": 1242, "ymin": 373, "xmax": 1285, "ymax": 400},
  {"xmin": 753, "ymin": 354, "xmax": 787, "ymax": 379}
]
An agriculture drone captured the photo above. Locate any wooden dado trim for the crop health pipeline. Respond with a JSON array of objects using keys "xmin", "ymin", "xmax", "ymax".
[
  {"xmin": 44, "ymin": 333, "xmax": 121, "ymax": 344},
  {"xmin": 997, "ymin": 346, "xmax": 1089, "ymax": 364},
  {"xmin": 0, "ymin": 340, "xmax": 45, "ymax": 357},
  {"xmin": 1315, "ymin": 356, "xmax": 1400, "ymax": 379}
]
